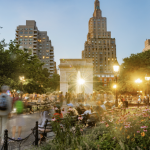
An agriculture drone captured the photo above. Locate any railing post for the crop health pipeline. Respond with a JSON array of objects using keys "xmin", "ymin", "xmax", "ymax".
[
  {"xmin": 35, "ymin": 121, "xmax": 38, "ymax": 146},
  {"xmin": 4, "ymin": 129, "xmax": 8, "ymax": 150}
]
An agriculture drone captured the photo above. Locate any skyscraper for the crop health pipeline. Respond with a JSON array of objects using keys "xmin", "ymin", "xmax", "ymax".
[
  {"xmin": 82, "ymin": 0, "xmax": 117, "ymax": 85},
  {"xmin": 15, "ymin": 20, "xmax": 56, "ymax": 77},
  {"xmin": 142, "ymin": 39, "xmax": 150, "ymax": 52}
]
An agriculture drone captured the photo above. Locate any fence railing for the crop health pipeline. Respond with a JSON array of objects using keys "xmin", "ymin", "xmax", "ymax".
[{"xmin": 1, "ymin": 121, "xmax": 39, "ymax": 150}]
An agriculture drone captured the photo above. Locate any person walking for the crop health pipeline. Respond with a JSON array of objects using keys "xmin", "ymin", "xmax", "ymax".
[
  {"xmin": 11, "ymin": 98, "xmax": 24, "ymax": 140},
  {"xmin": 0, "ymin": 85, "xmax": 12, "ymax": 144}
]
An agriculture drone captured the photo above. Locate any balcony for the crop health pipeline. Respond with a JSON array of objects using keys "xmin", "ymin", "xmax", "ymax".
[
  {"xmin": 33, "ymin": 43, "xmax": 37, "ymax": 46},
  {"xmin": 50, "ymin": 58, "xmax": 53, "ymax": 60},
  {"xmin": 16, "ymin": 29, "xmax": 19, "ymax": 32},
  {"xmin": 33, "ymin": 47, "xmax": 37, "ymax": 50},
  {"xmin": 15, "ymin": 33, "xmax": 18, "ymax": 36},
  {"xmin": 33, "ymin": 40, "xmax": 37, "ymax": 43},
  {"xmin": 50, "ymin": 54, "xmax": 54, "ymax": 57},
  {"xmin": 34, "ymin": 29, "xmax": 38, "ymax": 32},
  {"xmin": 50, "ymin": 71, "xmax": 53, "ymax": 74},
  {"xmin": 34, "ymin": 36, "xmax": 37, "ymax": 39},
  {"xmin": 50, "ymin": 51, "xmax": 54, "ymax": 54},
  {"xmin": 50, "ymin": 68, "xmax": 54, "ymax": 70},
  {"xmin": 50, "ymin": 64, "xmax": 54, "ymax": 67},
  {"xmin": 34, "ymin": 33, "xmax": 37, "ymax": 35},
  {"xmin": 15, "ymin": 36, "xmax": 18, "ymax": 39}
]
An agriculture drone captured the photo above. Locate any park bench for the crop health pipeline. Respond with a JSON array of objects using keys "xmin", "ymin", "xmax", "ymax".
[{"xmin": 38, "ymin": 115, "xmax": 78, "ymax": 142}]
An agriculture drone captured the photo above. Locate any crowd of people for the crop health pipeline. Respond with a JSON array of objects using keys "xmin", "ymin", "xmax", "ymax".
[{"xmin": 0, "ymin": 85, "xmax": 150, "ymax": 145}]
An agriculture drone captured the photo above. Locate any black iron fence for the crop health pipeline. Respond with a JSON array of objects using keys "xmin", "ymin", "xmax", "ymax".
[{"xmin": 1, "ymin": 121, "xmax": 39, "ymax": 150}]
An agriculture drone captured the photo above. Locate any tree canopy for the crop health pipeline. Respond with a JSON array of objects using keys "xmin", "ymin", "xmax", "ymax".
[
  {"xmin": 0, "ymin": 40, "xmax": 60, "ymax": 93},
  {"xmin": 118, "ymin": 50, "xmax": 150, "ymax": 93}
]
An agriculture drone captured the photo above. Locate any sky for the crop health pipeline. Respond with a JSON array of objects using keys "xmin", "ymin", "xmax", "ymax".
[{"xmin": 0, "ymin": 0, "xmax": 150, "ymax": 69}]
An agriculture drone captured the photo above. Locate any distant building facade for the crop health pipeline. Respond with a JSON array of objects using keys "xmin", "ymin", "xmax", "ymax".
[
  {"xmin": 82, "ymin": 0, "xmax": 117, "ymax": 86},
  {"xmin": 15, "ymin": 20, "xmax": 55, "ymax": 77},
  {"xmin": 143, "ymin": 39, "xmax": 150, "ymax": 52}
]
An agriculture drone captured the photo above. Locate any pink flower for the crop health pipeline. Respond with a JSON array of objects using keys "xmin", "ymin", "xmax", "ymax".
[
  {"xmin": 55, "ymin": 107, "xmax": 58, "ymax": 110},
  {"xmin": 100, "ymin": 121, "xmax": 105, "ymax": 123},
  {"xmin": 68, "ymin": 108, "xmax": 72, "ymax": 111},
  {"xmin": 80, "ymin": 129, "xmax": 83, "ymax": 132},
  {"xmin": 113, "ymin": 137, "xmax": 115, "ymax": 139},
  {"xmin": 143, "ymin": 129, "xmax": 147, "ymax": 132},
  {"xmin": 78, "ymin": 117, "xmax": 83, "ymax": 120},
  {"xmin": 52, "ymin": 118, "xmax": 56, "ymax": 121},
  {"xmin": 137, "ymin": 131, "xmax": 140, "ymax": 133},
  {"xmin": 106, "ymin": 124, "xmax": 109, "ymax": 127}
]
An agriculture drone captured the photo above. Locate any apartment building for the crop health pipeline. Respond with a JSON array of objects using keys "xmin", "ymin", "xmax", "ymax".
[
  {"xmin": 82, "ymin": 0, "xmax": 117, "ymax": 86},
  {"xmin": 15, "ymin": 20, "xmax": 55, "ymax": 77},
  {"xmin": 143, "ymin": 39, "xmax": 150, "ymax": 52}
]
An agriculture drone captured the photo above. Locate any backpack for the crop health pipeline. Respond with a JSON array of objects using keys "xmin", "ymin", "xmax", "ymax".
[
  {"xmin": 15, "ymin": 100, "xmax": 24, "ymax": 114},
  {"xmin": 0, "ymin": 95, "xmax": 7, "ymax": 111}
]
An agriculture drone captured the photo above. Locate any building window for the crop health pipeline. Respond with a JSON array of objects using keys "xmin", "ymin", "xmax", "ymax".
[
  {"xmin": 46, "ymin": 57, "xmax": 49, "ymax": 58},
  {"xmin": 24, "ymin": 42, "xmax": 27, "ymax": 44},
  {"xmin": 29, "ymin": 39, "xmax": 33, "ymax": 41},
  {"xmin": 19, "ymin": 32, "xmax": 23, "ymax": 34},
  {"xmin": 43, "ymin": 56, "xmax": 45, "ymax": 59},
  {"xmin": 29, "ymin": 28, "xmax": 33, "ymax": 30},
  {"xmin": 29, "ymin": 36, "xmax": 33, "ymax": 38},
  {"xmin": 24, "ymin": 39, "xmax": 28, "ymax": 41},
  {"xmin": 29, "ymin": 42, "xmax": 32, "ymax": 44},
  {"xmin": 24, "ymin": 28, "xmax": 28, "ymax": 30},
  {"xmin": 19, "ymin": 39, "xmax": 23, "ymax": 41},
  {"xmin": 24, "ymin": 32, "xmax": 28, "ymax": 34},
  {"xmin": 24, "ymin": 36, "xmax": 28, "ymax": 37},
  {"xmin": 46, "ymin": 50, "xmax": 49, "ymax": 52}
]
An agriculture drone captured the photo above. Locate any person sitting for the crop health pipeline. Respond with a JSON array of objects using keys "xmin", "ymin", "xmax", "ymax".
[
  {"xmin": 67, "ymin": 103, "xmax": 78, "ymax": 116},
  {"xmin": 99, "ymin": 101, "xmax": 106, "ymax": 111},
  {"xmin": 81, "ymin": 105, "xmax": 92, "ymax": 115},
  {"xmin": 53, "ymin": 106, "xmax": 63, "ymax": 120},
  {"xmin": 38, "ymin": 109, "xmax": 51, "ymax": 143},
  {"xmin": 25, "ymin": 99, "xmax": 33, "ymax": 114},
  {"xmin": 76, "ymin": 104, "xmax": 86, "ymax": 115}
]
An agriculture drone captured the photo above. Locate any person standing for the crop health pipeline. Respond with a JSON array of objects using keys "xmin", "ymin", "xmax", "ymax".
[
  {"xmin": 59, "ymin": 92, "xmax": 63, "ymax": 107},
  {"xmin": 0, "ymin": 85, "xmax": 12, "ymax": 144}
]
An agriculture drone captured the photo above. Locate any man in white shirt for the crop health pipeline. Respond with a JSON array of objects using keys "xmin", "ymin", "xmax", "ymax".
[{"xmin": 82, "ymin": 105, "xmax": 92, "ymax": 115}]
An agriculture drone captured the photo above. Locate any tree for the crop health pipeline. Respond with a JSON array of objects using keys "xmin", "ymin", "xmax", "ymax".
[
  {"xmin": 118, "ymin": 50, "xmax": 150, "ymax": 94},
  {"xmin": 0, "ymin": 40, "xmax": 52, "ymax": 93}
]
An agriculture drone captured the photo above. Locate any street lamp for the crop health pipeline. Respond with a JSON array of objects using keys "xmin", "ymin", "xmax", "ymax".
[
  {"xmin": 113, "ymin": 63, "xmax": 119, "ymax": 107},
  {"xmin": 135, "ymin": 78, "xmax": 142, "ymax": 96},
  {"xmin": 145, "ymin": 75, "xmax": 150, "ymax": 95},
  {"xmin": 19, "ymin": 76, "xmax": 25, "ymax": 98},
  {"xmin": 135, "ymin": 78, "xmax": 142, "ymax": 84}
]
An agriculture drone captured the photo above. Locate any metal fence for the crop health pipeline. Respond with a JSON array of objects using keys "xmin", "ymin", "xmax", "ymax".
[{"xmin": 1, "ymin": 121, "xmax": 39, "ymax": 150}]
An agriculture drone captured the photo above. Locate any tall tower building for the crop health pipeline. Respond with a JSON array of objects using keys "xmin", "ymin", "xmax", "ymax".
[
  {"xmin": 15, "ymin": 20, "xmax": 55, "ymax": 77},
  {"xmin": 82, "ymin": 0, "xmax": 117, "ymax": 85},
  {"xmin": 143, "ymin": 39, "xmax": 150, "ymax": 52}
]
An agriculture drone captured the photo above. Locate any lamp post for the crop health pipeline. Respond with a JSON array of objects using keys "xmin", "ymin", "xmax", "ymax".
[
  {"xmin": 135, "ymin": 78, "xmax": 142, "ymax": 96},
  {"xmin": 113, "ymin": 64, "xmax": 119, "ymax": 107},
  {"xmin": 145, "ymin": 75, "xmax": 150, "ymax": 96},
  {"xmin": 19, "ymin": 76, "xmax": 25, "ymax": 99}
]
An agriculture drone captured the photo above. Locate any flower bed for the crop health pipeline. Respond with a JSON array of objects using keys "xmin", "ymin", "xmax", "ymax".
[{"xmin": 31, "ymin": 107, "xmax": 150, "ymax": 150}]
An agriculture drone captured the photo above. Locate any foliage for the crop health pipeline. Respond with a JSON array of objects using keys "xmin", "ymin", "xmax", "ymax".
[
  {"xmin": 118, "ymin": 50, "xmax": 150, "ymax": 94},
  {"xmin": 0, "ymin": 40, "xmax": 59, "ymax": 93},
  {"xmin": 93, "ymin": 76, "xmax": 114, "ymax": 93},
  {"xmin": 31, "ymin": 107, "xmax": 150, "ymax": 150}
]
